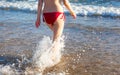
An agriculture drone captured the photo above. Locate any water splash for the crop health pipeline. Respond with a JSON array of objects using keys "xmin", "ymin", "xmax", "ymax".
[
  {"xmin": 26, "ymin": 36, "xmax": 65, "ymax": 74},
  {"xmin": 0, "ymin": 65, "xmax": 18, "ymax": 75},
  {"xmin": 0, "ymin": 36, "xmax": 65, "ymax": 75}
]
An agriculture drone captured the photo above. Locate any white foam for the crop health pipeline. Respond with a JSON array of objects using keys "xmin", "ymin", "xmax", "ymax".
[
  {"xmin": 0, "ymin": 36, "xmax": 65, "ymax": 75},
  {"xmin": 0, "ymin": 1, "xmax": 120, "ymax": 17},
  {"xmin": 64, "ymin": 3, "xmax": 120, "ymax": 17},
  {"xmin": 46, "ymin": 72, "xmax": 66, "ymax": 75},
  {"xmin": 0, "ymin": 1, "xmax": 37, "ymax": 11},
  {"xmin": 32, "ymin": 36, "xmax": 65, "ymax": 72},
  {"xmin": 0, "ymin": 65, "xmax": 18, "ymax": 75}
]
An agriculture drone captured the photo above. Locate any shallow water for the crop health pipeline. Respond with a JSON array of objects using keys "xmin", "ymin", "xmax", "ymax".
[{"xmin": 0, "ymin": 10, "xmax": 120, "ymax": 75}]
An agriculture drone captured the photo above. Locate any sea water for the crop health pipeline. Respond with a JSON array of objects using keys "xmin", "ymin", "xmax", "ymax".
[
  {"xmin": 0, "ymin": 35, "xmax": 65, "ymax": 75},
  {"xmin": 0, "ymin": 0, "xmax": 120, "ymax": 17},
  {"xmin": 0, "ymin": 0, "xmax": 120, "ymax": 75}
]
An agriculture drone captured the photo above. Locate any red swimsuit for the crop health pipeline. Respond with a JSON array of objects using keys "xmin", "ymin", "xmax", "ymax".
[{"xmin": 43, "ymin": 12, "xmax": 65, "ymax": 25}]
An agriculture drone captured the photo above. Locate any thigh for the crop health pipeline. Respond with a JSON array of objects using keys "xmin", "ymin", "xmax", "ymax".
[
  {"xmin": 53, "ymin": 14, "xmax": 65, "ymax": 36},
  {"xmin": 45, "ymin": 23, "xmax": 53, "ymax": 31}
]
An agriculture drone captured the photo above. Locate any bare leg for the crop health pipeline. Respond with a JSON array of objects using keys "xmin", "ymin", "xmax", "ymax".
[
  {"xmin": 52, "ymin": 14, "xmax": 65, "ymax": 42},
  {"xmin": 45, "ymin": 14, "xmax": 64, "ymax": 61},
  {"xmin": 45, "ymin": 14, "xmax": 64, "ymax": 42},
  {"xmin": 51, "ymin": 16, "xmax": 64, "ymax": 61},
  {"xmin": 46, "ymin": 23, "xmax": 53, "ymax": 31}
]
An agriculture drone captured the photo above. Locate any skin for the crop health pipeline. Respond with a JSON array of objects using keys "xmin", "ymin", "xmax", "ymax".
[{"xmin": 35, "ymin": 0, "xmax": 76, "ymax": 42}]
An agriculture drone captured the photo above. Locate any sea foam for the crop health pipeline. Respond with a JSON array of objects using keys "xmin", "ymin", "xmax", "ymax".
[
  {"xmin": 0, "ymin": 36, "xmax": 65, "ymax": 75},
  {"xmin": 24, "ymin": 36, "xmax": 65, "ymax": 75},
  {"xmin": 0, "ymin": 1, "xmax": 120, "ymax": 17},
  {"xmin": 32, "ymin": 36, "xmax": 65, "ymax": 71}
]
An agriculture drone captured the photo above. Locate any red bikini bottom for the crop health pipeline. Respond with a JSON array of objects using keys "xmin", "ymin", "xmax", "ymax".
[{"xmin": 43, "ymin": 12, "xmax": 65, "ymax": 25}]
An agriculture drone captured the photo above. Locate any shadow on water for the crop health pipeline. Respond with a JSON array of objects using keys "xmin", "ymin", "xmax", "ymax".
[{"xmin": 0, "ymin": 55, "xmax": 32, "ymax": 71}]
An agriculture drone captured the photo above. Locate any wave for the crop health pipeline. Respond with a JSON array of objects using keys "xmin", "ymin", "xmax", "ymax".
[
  {"xmin": 0, "ymin": 36, "xmax": 65, "ymax": 75},
  {"xmin": 0, "ymin": 1, "xmax": 120, "ymax": 17},
  {"xmin": 0, "ymin": 1, "xmax": 37, "ymax": 12},
  {"xmin": 68, "ymin": 3, "xmax": 120, "ymax": 17}
]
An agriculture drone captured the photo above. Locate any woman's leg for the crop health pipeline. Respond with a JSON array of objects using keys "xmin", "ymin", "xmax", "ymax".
[
  {"xmin": 46, "ymin": 24, "xmax": 53, "ymax": 31},
  {"xmin": 45, "ymin": 14, "xmax": 64, "ymax": 61},
  {"xmin": 50, "ymin": 14, "xmax": 65, "ymax": 61},
  {"xmin": 45, "ymin": 14, "xmax": 65, "ymax": 42},
  {"xmin": 52, "ymin": 14, "xmax": 65, "ymax": 42}
]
